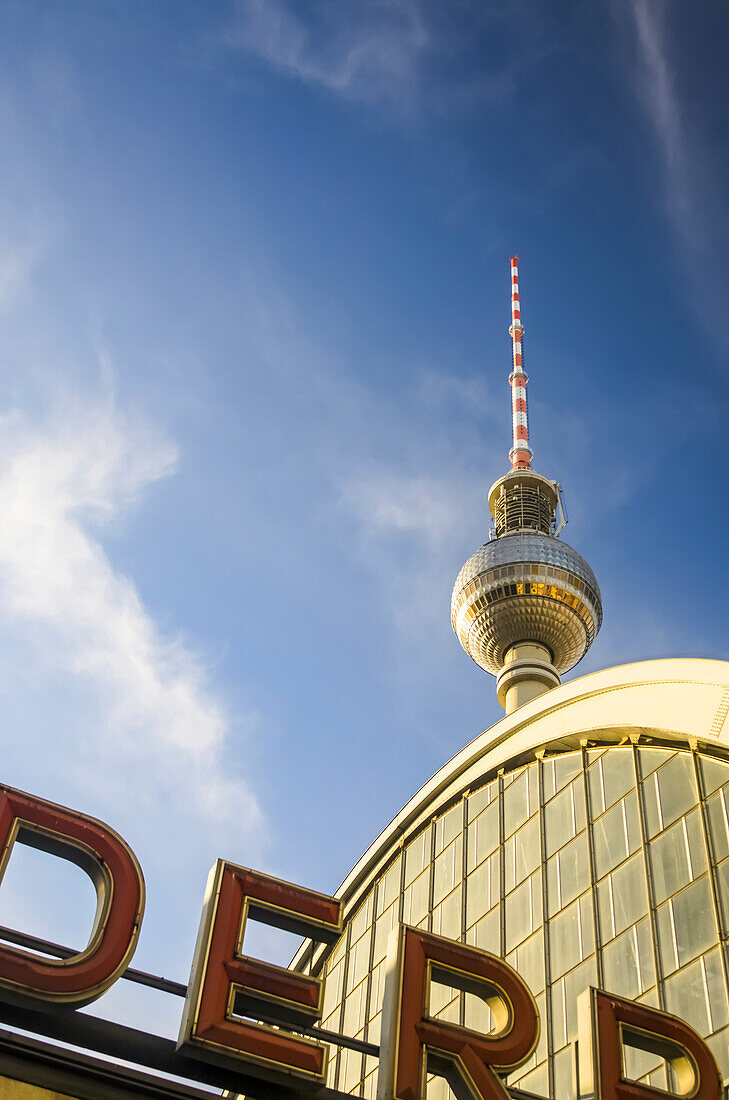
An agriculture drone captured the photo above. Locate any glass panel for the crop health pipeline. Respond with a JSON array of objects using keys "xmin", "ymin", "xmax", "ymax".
[
  {"xmin": 512, "ymin": 928, "xmax": 545, "ymax": 995},
  {"xmin": 547, "ymin": 851, "xmax": 560, "ymax": 919},
  {"xmin": 641, "ymin": 772, "xmax": 661, "ymax": 838},
  {"xmin": 703, "ymin": 948, "xmax": 729, "ymax": 1033},
  {"xmin": 372, "ymin": 899, "xmax": 398, "ymax": 966},
  {"xmin": 564, "ymin": 956, "xmax": 598, "ymax": 1042},
  {"xmin": 505, "ymin": 873, "xmax": 538, "ymax": 952},
  {"xmin": 432, "ymin": 885, "xmax": 462, "ymax": 941},
  {"xmin": 553, "ymin": 752, "xmax": 582, "ymax": 794},
  {"xmin": 433, "ymin": 835, "xmax": 462, "ymax": 907},
  {"xmin": 466, "ymin": 906, "xmax": 500, "ymax": 952},
  {"xmin": 686, "ymin": 806, "xmax": 709, "ymax": 878},
  {"xmin": 587, "ymin": 755, "xmax": 606, "ymax": 817},
  {"xmin": 403, "ymin": 866, "xmax": 430, "ymax": 927},
  {"xmin": 503, "ymin": 833, "xmax": 516, "ymax": 896},
  {"xmin": 368, "ymin": 959, "xmax": 383, "ymax": 1022},
  {"xmin": 514, "ymin": 1060, "xmax": 549, "ymax": 1099},
  {"xmin": 557, "ymin": 832, "xmax": 590, "ymax": 911},
  {"xmin": 601, "ymin": 749, "xmax": 635, "ymax": 810},
  {"xmin": 603, "ymin": 918, "xmax": 655, "ymax": 1000},
  {"xmin": 703, "ymin": 756, "xmax": 729, "ymax": 792},
  {"xmin": 623, "ymin": 1045, "xmax": 666, "ymax": 1089},
  {"xmin": 642, "ymin": 752, "xmax": 697, "ymax": 839},
  {"xmin": 716, "ymin": 859, "xmax": 729, "ymax": 933},
  {"xmin": 551, "ymin": 975, "xmax": 567, "ymax": 1051},
  {"xmin": 664, "ymin": 956, "xmax": 711, "ymax": 1037},
  {"xmin": 543, "ymin": 751, "xmax": 582, "ymax": 803},
  {"xmin": 700, "ymin": 756, "xmax": 729, "ymax": 797},
  {"xmin": 466, "ymin": 852, "xmax": 498, "ymax": 928},
  {"xmin": 505, "ymin": 814, "xmax": 540, "ymax": 893},
  {"xmin": 330, "ymin": 930, "xmax": 349, "ymax": 969},
  {"xmin": 404, "ymin": 830, "xmax": 430, "ymax": 887},
  {"xmin": 429, "ymin": 975, "xmax": 456, "ymax": 1018},
  {"xmin": 322, "ymin": 959, "xmax": 345, "ymax": 1020},
  {"xmin": 636, "ymin": 747, "xmax": 674, "ymax": 778},
  {"xmin": 580, "ymin": 891, "xmax": 595, "ymax": 959},
  {"xmin": 463, "ymin": 987, "xmax": 496, "ymax": 1034},
  {"xmin": 341, "ymin": 1044, "xmax": 363, "ymax": 1093},
  {"xmin": 598, "ymin": 853, "xmax": 648, "ymax": 942},
  {"xmin": 545, "ymin": 781, "xmax": 585, "ymax": 856},
  {"xmin": 552, "ymin": 1044, "xmax": 575, "ymax": 1100},
  {"xmin": 503, "ymin": 769, "xmax": 530, "ymax": 837},
  {"xmin": 343, "ymin": 977, "xmax": 367, "ymax": 1037},
  {"xmin": 706, "ymin": 788, "xmax": 729, "ymax": 864},
  {"xmin": 534, "ymin": 990, "xmax": 548, "ymax": 1064},
  {"xmin": 347, "ymin": 927, "xmax": 372, "ymax": 990},
  {"xmin": 550, "ymin": 897, "xmax": 584, "ymax": 979},
  {"xmin": 362, "ymin": 1057, "xmax": 378, "ymax": 1100},
  {"xmin": 435, "ymin": 804, "xmax": 462, "ymax": 856},
  {"xmin": 649, "ymin": 818, "xmax": 691, "ymax": 905},
  {"xmin": 425, "ymin": 1075, "xmax": 452, "ymax": 1100},
  {"xmin": 377, "ymin": 856, "xmax": 402, "ymax": 916},
  {"xmin": 466, "ymin": 801, "xmax": 499, "ymax": 872},
  {"xmin": 467, "ymin": 781, "xmax": 496, "ymax": 821},
  {"xmin": 707, "ymin": 1027, "xmax": 729, "ymax": 1082},
  {"xmin": 349, "ymin": 893, "xmax": 373, "ymax": 944},
  {"xmin": 597, "ymin": 872, "xmax": 615, "ymax": 941},
  {"xmin": 593, "ymin": 792, "xmax": 640, "ymax": 877},
  {"xmin": 326, "ymin": 1052, "xmax": 338, "ymax": 1090},
  {"xmin": 671, "ymin": 877, "xmax": 716, "ymax": 969},
  {"xmin": 611, "ymin": 853, "xmax": 649, "ymax": 937}
]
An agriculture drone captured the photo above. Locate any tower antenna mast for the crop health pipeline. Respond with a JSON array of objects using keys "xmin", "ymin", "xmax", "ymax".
[{"xmin": 508, "ymin": 256, "xmax": 533, "ymax": 471}]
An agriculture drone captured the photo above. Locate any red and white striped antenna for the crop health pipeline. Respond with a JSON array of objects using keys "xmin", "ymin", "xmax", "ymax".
[{"xmin": 508, "ymin": 256, "xmax": 533, "ymax": 470}]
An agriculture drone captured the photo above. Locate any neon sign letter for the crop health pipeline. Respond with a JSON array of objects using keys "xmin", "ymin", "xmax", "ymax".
[
  {"xmin": 178, "ymin": 862, "xmax": 342, "ymax": 1086},
  {"xmin": 0, "ymin": 784, "xmax": 145, "ymax": 1008}
]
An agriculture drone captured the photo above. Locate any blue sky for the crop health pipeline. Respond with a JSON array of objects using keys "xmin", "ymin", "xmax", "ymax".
[{"xmin": 0, "ymin": 0, "xmax": 727, "ymax": 1039}]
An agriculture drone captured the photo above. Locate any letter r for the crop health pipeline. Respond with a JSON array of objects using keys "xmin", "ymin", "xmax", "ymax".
[
  {"xmin": 578, "ymin": 987, "xmax": 722, "ymax": 1099},
  {"xmin": 377, "ymin": 925, "xmax": 539, "ymax": 1100}
]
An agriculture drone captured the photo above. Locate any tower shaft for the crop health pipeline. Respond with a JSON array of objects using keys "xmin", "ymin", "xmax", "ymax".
[{"xmin": 508, "ymin": 257, "xmax": 533, "ymax": 471}]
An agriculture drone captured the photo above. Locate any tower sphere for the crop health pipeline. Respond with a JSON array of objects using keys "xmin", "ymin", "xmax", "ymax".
[{"xmin": 451, "ymin": 525, "xmax": 602, "ymax": 676}]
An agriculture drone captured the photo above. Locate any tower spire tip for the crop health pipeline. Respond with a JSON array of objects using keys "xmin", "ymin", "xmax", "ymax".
[{"xmin": 508, "ymin": 257, "xmax": 532, "ymax": 470}]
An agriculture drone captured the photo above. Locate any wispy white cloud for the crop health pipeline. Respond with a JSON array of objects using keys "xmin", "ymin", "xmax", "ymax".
[
  {"xmin": 626, "ymin": 1, "xmax": 692, "ymax": 248},
  {"xmin": 623, "ymin": 1, "xmax": 729, "ymax": 351},
  {"xmin": 343, "ymin": 471, "xmax": 464, "ymax": 545},
  {"xmin": 225, "ymin": 0, "xmax": 430, "ymax": 110},
  {"xmin": 341, "ymin": 468, "xmax": 487, "ymax": 660},
  {"xmin": 0, "ymin": 395, "xmax": 262, "ymax": 835}
]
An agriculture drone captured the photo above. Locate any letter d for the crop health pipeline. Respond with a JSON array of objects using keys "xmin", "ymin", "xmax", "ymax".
[{"xmin": 0, "ymin": 784, "xmax": 145, "ymax": 1008}]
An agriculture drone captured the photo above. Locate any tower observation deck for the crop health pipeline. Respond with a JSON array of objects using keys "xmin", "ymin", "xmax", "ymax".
[{"xmin": 451, "ymin": 258, "xmax": 602, "ymax": 712}]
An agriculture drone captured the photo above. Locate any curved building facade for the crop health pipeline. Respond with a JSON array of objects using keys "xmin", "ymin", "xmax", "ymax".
[{"xmin": 294, "ymin": 659, "xmax": 729, "ymax": 1100}]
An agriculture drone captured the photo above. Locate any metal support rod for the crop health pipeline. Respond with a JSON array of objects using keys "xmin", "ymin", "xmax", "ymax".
[
  {"xmin": 0, "ymin": 925, "xmax": 187, "ymax": 997},
  {"xmin": 0, "ymin": 925, "xmax": 378, "ymax": 1057}
]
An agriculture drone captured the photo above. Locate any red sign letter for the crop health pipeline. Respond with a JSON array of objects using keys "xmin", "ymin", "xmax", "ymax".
[
  {"xmin": 378, "ymin": 925, "xmax": 539, "ymax": 1100},
  {"xmin": 578, "ymin": 987, "xmax": 722, "ymax": 1100},
  {"xmin": 0, "ymin": 784, "xmax": 145, "ymax": 1007},
  {"xmin": 178, "ymin": 861, "xmax": 342, "ymax": 1086}
]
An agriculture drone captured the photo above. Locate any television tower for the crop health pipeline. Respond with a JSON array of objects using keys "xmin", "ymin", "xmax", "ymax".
[{"xmin": 451, "ymin": 258, "xmax": 602, "ymax": 713}]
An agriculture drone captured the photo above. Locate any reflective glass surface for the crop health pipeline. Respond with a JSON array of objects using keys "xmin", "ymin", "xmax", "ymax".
[{"xmin": 313, "ymin": 744, "xmax": 729, "ymax": 1099}]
